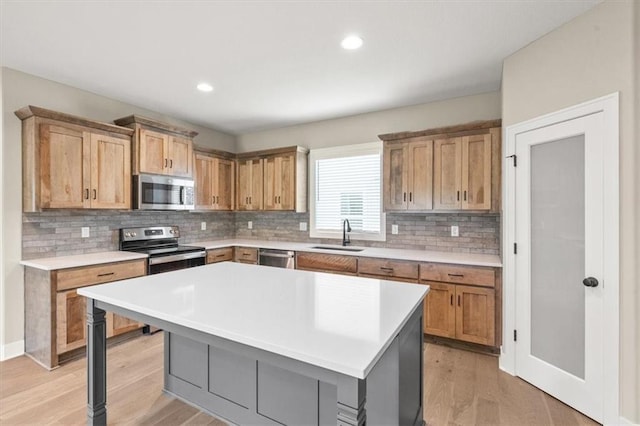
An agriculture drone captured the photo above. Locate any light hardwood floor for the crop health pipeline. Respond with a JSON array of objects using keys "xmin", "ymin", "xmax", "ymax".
[{"xmin": 0, "ymin": 333, "xmax": 598, "ymax": 425}]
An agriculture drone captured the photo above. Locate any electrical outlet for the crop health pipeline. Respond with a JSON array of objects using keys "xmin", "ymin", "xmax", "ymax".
[
  {"xmin": 451, "ymin": 225, "xmax": 459, "ymax": 237},
  {"xmin": 81, "ymin": 227, "xmax": 90, "ymax": 238},
  {"xmin": 201, "ymin": 222, "xmax": 207, "ymax": 231},
  {"xmin": 391, "ymin": 224, "xmax": 399, "ymax": 235},
  {"xmin": 299, "ymin": 222, "xmax": 307, "ymax": 231},
  {"xmin": 248, "ymin": 221, "xmax": 253, "ymax": 230}
]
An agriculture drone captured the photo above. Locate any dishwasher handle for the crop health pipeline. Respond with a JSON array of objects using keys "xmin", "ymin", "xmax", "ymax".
[{"xmin": 259, "ymin": 250, "xmax": 295, "ymax": 258}]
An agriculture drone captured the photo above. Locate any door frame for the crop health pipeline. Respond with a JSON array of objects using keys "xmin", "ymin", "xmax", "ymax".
[{"xmin": 501, "ymin": 93, "xmax": 619, "ymax": 423}]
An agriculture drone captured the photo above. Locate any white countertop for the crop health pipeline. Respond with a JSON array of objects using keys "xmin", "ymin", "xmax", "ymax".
[
  {"xmin": 198, "ymin": 239, "xmax": 502, "ymax": 267},
  {"xmin": 20, "ymin": 251, "xmax": 148, "ymax": 271},
  {"xmin": 78, "ymin": 262, "xmax": 429, "ymax": 379}
]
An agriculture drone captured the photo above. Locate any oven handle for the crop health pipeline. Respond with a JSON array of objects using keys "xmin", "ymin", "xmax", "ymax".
[{"xmin": 148, "ymin": 251, "xmax": 206, "ymax": 265}]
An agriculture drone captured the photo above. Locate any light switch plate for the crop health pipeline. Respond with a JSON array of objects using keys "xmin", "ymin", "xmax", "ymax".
[
  {"xmin": 391, "ymin": 224, "xmax": 399, "ymax": 235},
  {"xmin": 451, "ymin": 225, "xmax": 459, "ymax": 237},
  {"xmin": 248, "ymin": 221, "xmax": 253, "ymax": 229},
  {"xmin": 201, "ymin": 222, "xmax": 207, "ymax": 231},
  {"xmin": 299, "ymin": 222, "xmax": 307, "ymax": 231},
  {"xmin": 81, "ymin": 227, "xmax": 90, "ymax": 238}
]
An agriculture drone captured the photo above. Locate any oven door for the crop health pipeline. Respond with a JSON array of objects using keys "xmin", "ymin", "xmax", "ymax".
[
  {"xmin": 148, "ymin": 252, "xmax": 206, "ymax": 275},
  {"xmin": 134, "ymin": 174, "xmax": 194, "ymax": 210}
]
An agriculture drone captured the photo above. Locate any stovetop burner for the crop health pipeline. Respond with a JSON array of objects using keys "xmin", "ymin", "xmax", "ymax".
[{"xmin": 119, "ymin": 226, "xmax": 205, "ymax": 257}]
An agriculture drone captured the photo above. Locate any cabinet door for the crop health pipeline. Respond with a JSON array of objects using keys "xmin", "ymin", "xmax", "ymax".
[
  {"xmin": 249, "ymin": 158, "xmax": 263, "ymax": 210},
  {"xmin": 423, "ymin": 282, "xmax": 456, "ymax": 337},
  {"xmin": 168, "ymin": 136, "xmax": 193, "ymax": 177},
  {"xmin": 195, "ymin": 154, "xmax": 214, "ymax": 210},
  {"xmin": 107, "ymin": 313, "xmax": 141, "ymax": 338},
  {"xmin": 56, "ymin": 289, "xmax": 86, "ymax": 354},
  {"xmin": 434, "ymin": 138, "xmax": 462, "ymax": 210},
  {"xmin": 236, "ymin": 160, "xmax": 252, "ymax": 210},
  {"xmin": 138, "ymin": 129, "xmax": 168, "ymax": 175},
  {"xmin": 461, "ymin": 134, "xmax": 492, "ymax": 210},
  {"xmin": 278, "ymin": 155, "xmax": 295, "ymax": 210},
  {"xmin": 263, "ymin": 156, "xmax": 278, "ymax": 210},
  {"xmin": 40, "ymin": 124, "xmax": 90, "ymax": 209},
  {"xmin": 455, "ymin": 285, "xmax": 495, "ymax": 346},
  {"xmin": 214, "ymin": 158, "xmax": 235, "ymax": 211},
  {"xmin": 383, "ymin": 143, "xmax": 408, "ymax": 211},
  {"xmin": 90, "ymin": 133, "xmax": 131, "ymax": 209},
  {"xmin": 407, "ymin": 140, "xmax": 433, "ymax": 211}
]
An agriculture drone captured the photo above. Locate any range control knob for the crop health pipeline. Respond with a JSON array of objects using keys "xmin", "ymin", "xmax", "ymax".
[
  {"xmin": 169, "ymin": 229, "xmax": 175, "ymax": 234},
  {"xmin": 131, "ymin": 232, "xmax": 137, "ymax": 237},
  {"xmin": 125, "ymin": 232, "xmax": 130, "ymax": 237}
]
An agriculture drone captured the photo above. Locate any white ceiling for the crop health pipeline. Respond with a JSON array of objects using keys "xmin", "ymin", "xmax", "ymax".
[{"xmin": 1, "ymin": 1, "xmax": 600, "ymax": 134}]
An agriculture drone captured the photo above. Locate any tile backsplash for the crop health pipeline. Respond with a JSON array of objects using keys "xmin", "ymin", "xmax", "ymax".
[
  {"xmin": 23, "ymin": 210, "xmax": 500, "ymax": 259},
  {"xmin": 22, "ymin": 210, "xmax": 235, "ymax": 260},
  {"xmin": 235, "ymin": 211, "xmax": 500, "ymax": 255}
]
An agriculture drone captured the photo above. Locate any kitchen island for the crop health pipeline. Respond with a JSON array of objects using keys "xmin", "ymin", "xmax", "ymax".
[{"xmin": 78, "ymin": 262, "xmax": 429, "ymax": 426}]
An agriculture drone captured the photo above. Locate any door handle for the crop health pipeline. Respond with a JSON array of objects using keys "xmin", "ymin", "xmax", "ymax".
[{"xmin": 583, "ymin": 277, "xmax": 599, "ymax": 287}]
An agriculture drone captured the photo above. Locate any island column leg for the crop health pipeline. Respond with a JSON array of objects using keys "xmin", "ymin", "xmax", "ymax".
[
  {"xmin": 86, "ymin": 298, "xmax": 107, "ymax": 426},
  {"xmin": 336, "ymin": 375, "xmax": 366, "ymax": 426}
]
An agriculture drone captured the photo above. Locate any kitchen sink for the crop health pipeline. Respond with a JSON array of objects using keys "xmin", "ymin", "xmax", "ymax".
[{"xmin": 310, "ymin": 246, "xmax": 364, "ymax": 252}]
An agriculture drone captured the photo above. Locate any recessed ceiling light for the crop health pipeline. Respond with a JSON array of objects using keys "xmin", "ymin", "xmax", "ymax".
[
  {"xmin": 196, "ymin": 82, "xmax": 213, "ymax": 92},
  {"xmin": 341, "ymin": 35, "xmax": 363, "ymax": 50}
]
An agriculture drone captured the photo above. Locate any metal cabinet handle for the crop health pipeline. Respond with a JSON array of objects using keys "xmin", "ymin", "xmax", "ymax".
[
  {"xmin": 450, "ymin": 294, "xmax": 453, "ymax": 305},
  {"xmin": 403, "ymin": 192, "xmax": 406, "ymax": 202},
  {"xmin": 85, "ymin": 189, "xmax": 89, "ymax": 200},
  {"xmin": 457, "ymin": 191, "xmax": 460, "ymax": 201},
  {"xmin": 242, "ymin": 253, "xmax": 251, "ymax": 256},
  {"xmin": 97, "ymin": 272, "xmax": 114, "ymax": 277},
  {"xmin": 379, "ymin": 267, "xmax": 394, "ymax": 272},
  {"xmin": 409, "ymin": 192, "xmax": 412, "ymax": 202},
  {"xmin": 170, "ymin": 159, "xmax": 173, "ymax": 168},
  {"xmin": 448, "ymin": 273, "xmax": 464, "ymax": 277},
  {"xmin": 164, "ymin": 158, "xmax": 168, "ymax": 167},
  {"xmin": 249, "ymin": 196, "xmax": 252, "ymax": 204},
  {"xmin": 215, "ymin": 254, "xmax": 226, "ymax": 258},
  {"xmin": 464, "ymin": 190, "xmax": 467, "ymax": 201},
  {"xmin": 457, "ymin": 295, "xmax": 461, "ymax": 306},
  {"xmin": 93, "ymin": 189, "xmax": 97, "ymax": 200},
  {"xmin": 216, "ymin": 196, "xmax": 219, "ymax": 204}
]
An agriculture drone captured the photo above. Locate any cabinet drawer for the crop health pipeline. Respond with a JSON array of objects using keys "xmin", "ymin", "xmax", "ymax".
[
  {"xmin": 296, "ymin": 252, "xmax": 357, "ymax": 275},
  {"xmin": 207, "ymin": 247, "xmax": 234, "ymax": 264},
  {"xmin": 420, "ymin": 263, "xmax": 495, "ymax": 287},
  {"xmin": 358, "ymin": 258, "xmax": 419, "ymax": 281},
  {"xmin": 56, "ymin": 259, "xmax": 146, "ymax": 291},
  {"xmin": 234, "ymin": 247, "xmax": 258, "ymax": 264}
]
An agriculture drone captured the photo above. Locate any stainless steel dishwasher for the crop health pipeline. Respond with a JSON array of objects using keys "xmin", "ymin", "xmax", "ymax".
[{"xmin": 258, "ymin": 249, "xmax": 295, "ymax": 269}]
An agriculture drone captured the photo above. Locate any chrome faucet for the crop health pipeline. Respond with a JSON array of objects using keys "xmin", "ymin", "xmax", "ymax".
[{"xmin": 342, "ymin": 219, "xmax": 352, "ymax": 246}]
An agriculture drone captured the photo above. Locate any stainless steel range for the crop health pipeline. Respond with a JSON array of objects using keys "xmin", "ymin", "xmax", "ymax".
[{"xmin": 119, "ymin": 226, "xmax": 205, "ymax": 275}]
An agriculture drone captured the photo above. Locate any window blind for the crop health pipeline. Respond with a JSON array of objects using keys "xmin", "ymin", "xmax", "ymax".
[{"xmin": 315, "ymin": 153, "xmax": 381, "ymax": 234}]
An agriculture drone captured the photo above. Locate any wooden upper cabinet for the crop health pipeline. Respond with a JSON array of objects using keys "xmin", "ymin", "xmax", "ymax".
[
  {"xmin": 90, "ymin": 133, "xmax": 131, "ymax": 209},
  {"xmin": 39, "ymin": 124, "xmax": 89, "ymax": 209},
  {"xmin": 167, "ymin": 136, "xmax": 193, "ymax": 177},
  {"xmin": 138, "ymin": 129, "xmax": 167, "ymax": 175},
  {"xmin": 195, "ymin": 152, "xmax": 235, "ymax": 211},
  {"xmin": 114, "ymin": 115, "xmax": 197, "ymax": 178},
  {"xmin": 462, "ymin": 134, "xmax": 492, "ymax": 210},
  {"xmin": 383, "ymin": 139, "xmax": 433, "ymax": 212},
  {"xmin": 434, "ymin": 138, "xmax": 463, "ymax": 210},
  {"xmin": 237, "ymin": 158, "xmax": 263, "ymax": 211},
  {"xmin": 380, "ymin": 120, "xmax": 500, "ymax": 212},
  {"xmin": 263, "ymin": 154, "xmax": 295, "ymax": 211},
  {"xmin": 434, "ymin": 135, "xmax": 492, "ymax": 211},
  {"xmin": 16, "ymin": 106, "xmax": 134, "ymax": 212},
  {"xmin": 238, "ymin": 146, "xmax": 307, "ymax": 212}
]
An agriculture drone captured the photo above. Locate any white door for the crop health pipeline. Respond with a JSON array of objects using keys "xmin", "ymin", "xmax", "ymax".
[{"xmin": 514, "ymin": 113, "xmax": 604, "ymax": 422}]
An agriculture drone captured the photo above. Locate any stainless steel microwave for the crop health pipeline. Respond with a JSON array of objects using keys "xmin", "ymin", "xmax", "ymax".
[{"xmin": 133, "ymin": 174, "xmax": 195, "ymax": 210}]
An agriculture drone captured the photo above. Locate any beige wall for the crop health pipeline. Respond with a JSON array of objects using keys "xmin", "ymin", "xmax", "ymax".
[
  {"xmin": 502, "ymin": 1, "xmax": 638, "ymax": 421},
  {"xmin": 0, "ymin": 68, "xmax": 236, "ymax": 352},
  {"xmin": 237, "ymin": 91, "xmax": 501, "ymax": 151}
]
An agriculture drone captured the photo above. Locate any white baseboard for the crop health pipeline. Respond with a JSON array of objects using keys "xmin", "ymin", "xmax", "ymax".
[
  {"xmin": 1, "ymin": 340, "xmax": 24, "ymax": 361},
  {"xmin": 616, "ymin": 416, "xmax": 639, "ymax": 425}
]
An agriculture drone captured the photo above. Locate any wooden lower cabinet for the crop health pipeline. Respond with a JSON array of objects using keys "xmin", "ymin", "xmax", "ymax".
[
  {"xmin": 207, "ymin": 247, "xmax": 234, "ymax": 264},
  {"xmin": 234, "ymin": 247, "xmax": 258, "ymax": 264},
  {"xmin": 423, "ymin": 283, "xmax": 456, "ymax": 339},
  {"xmin": 56, "ymin": 289, "xmax": 87, "ymax": 354},
  {"xmin": 295, "ymin": 252, "xmax": 358, "ymax": 275},
  {"xmin": 107, "ymin": 313, "xmax": 142, "ymax": 338}
]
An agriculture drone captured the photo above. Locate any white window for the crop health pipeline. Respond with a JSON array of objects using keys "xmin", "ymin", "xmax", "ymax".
[{"xmin": 309, "ymin": 142, "xmax": 385, "ymax": 242}]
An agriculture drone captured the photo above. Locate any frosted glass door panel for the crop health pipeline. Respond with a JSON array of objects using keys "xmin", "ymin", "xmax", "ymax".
[{"xmin": 530, "ymin": 135, "xmax": 585, "ymax": 379}]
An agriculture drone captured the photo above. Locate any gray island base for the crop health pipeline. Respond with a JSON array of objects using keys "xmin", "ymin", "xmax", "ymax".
[{"xmin": 86, "ymin": 299, "xmax": 423, "ymax": 426}]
